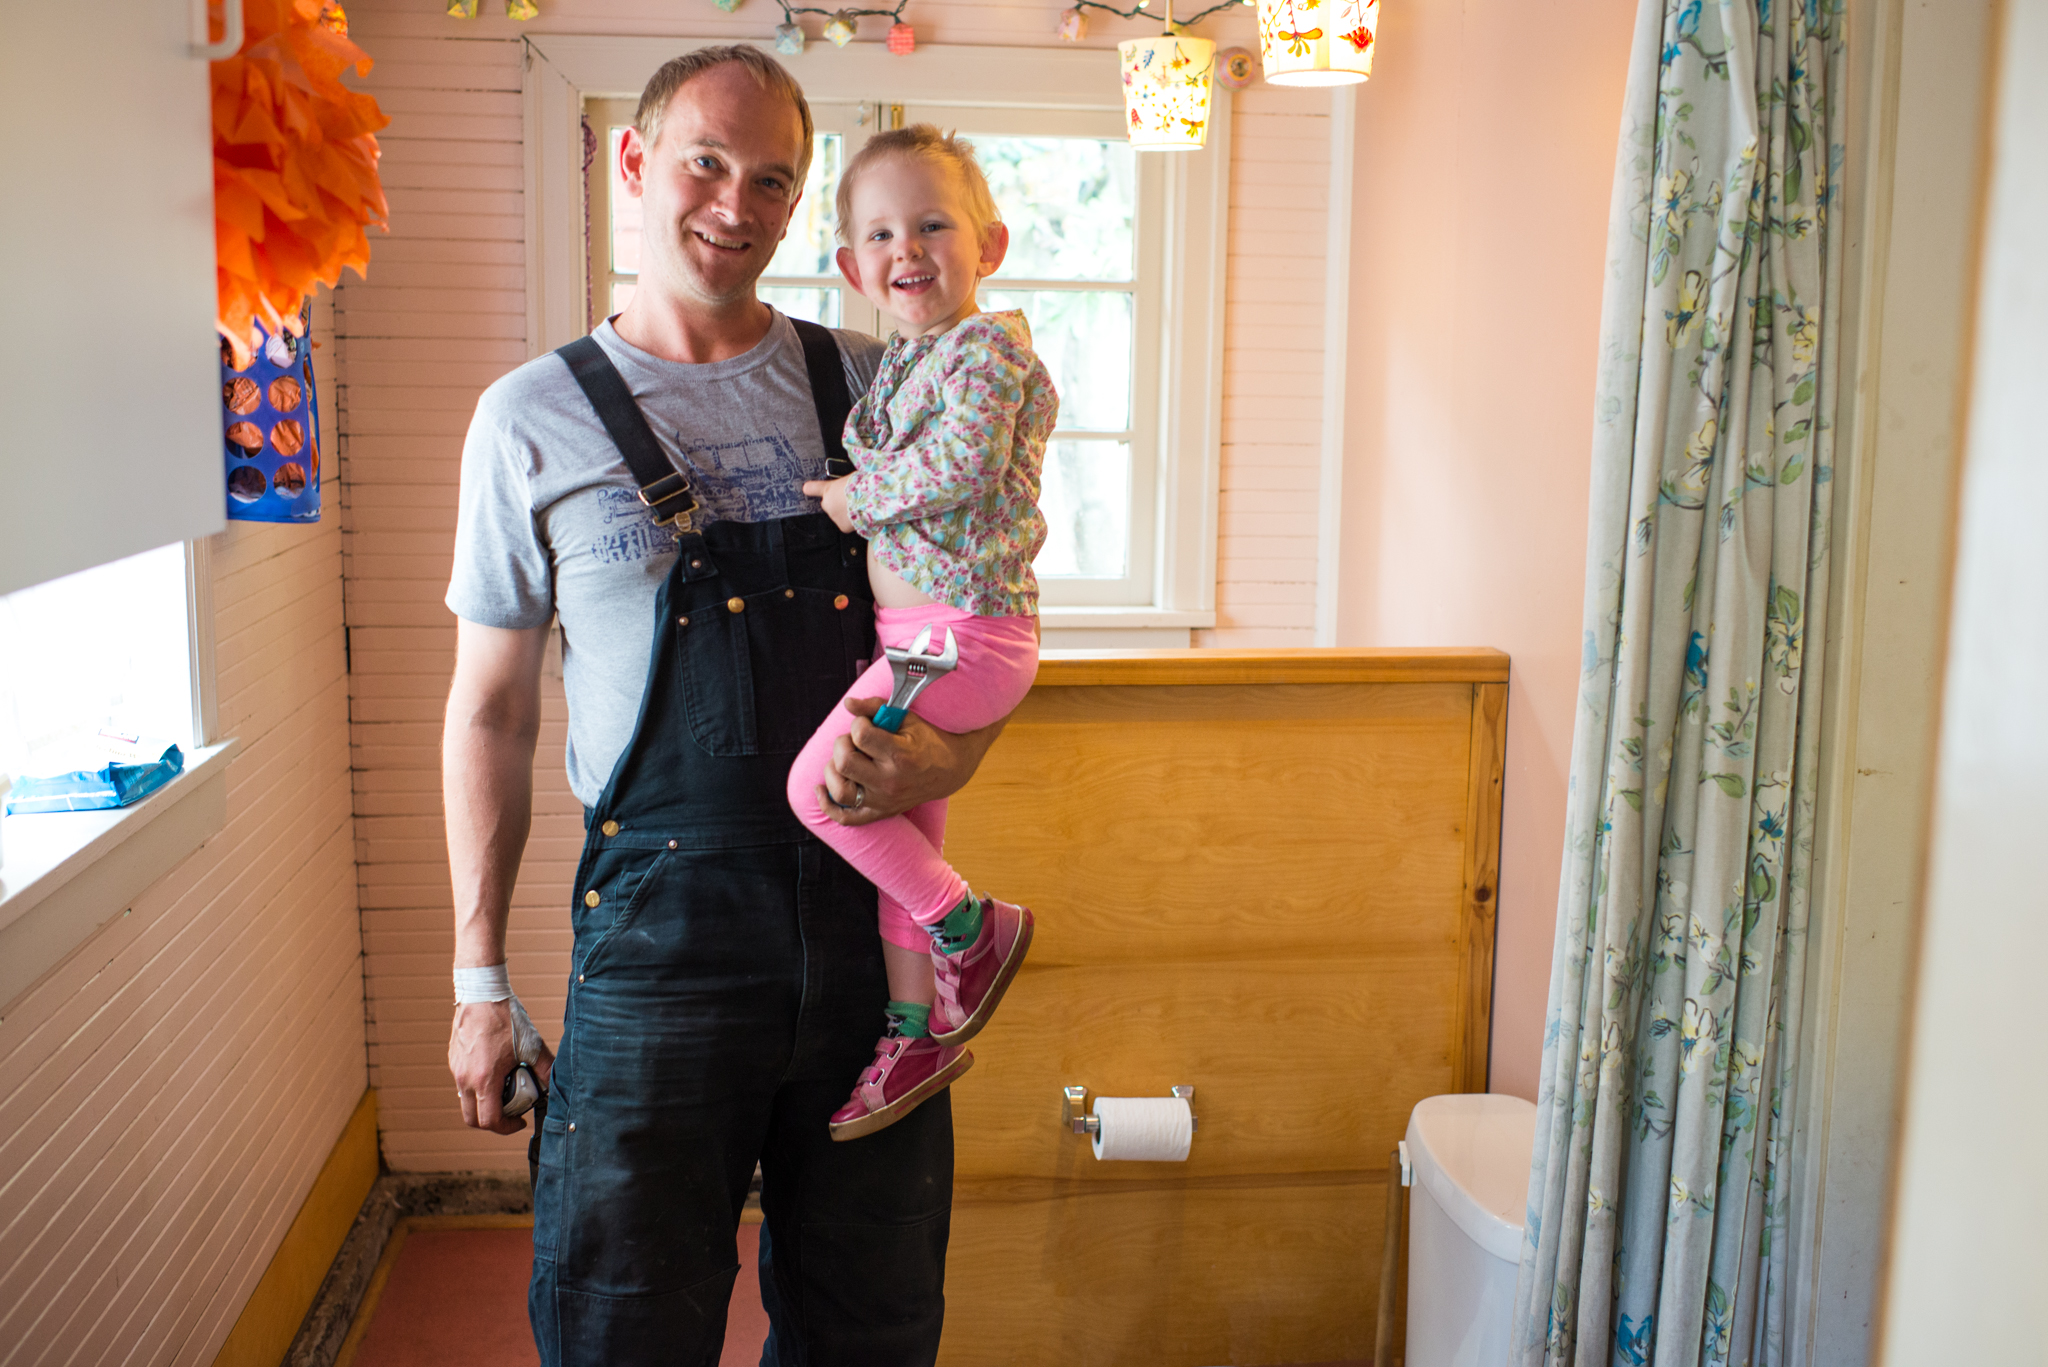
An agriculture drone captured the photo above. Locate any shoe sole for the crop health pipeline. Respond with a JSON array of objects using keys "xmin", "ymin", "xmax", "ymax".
[
  {"xmin": 827, "ymin": 1049, "xmax": 975, "ymax": 1143},
  {"xmin": 930, "ymin": 907, "xmax": 1034, "ymax": 1048}
]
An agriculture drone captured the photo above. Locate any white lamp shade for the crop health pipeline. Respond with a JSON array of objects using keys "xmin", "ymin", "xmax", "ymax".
[
  {"xmin": 1255, "ymin": 0, "xmax": 1379, "ymax": 86},
  {"xmin": 1119, "ymin": 33, "xmax": 1218, "ymax": 151}
]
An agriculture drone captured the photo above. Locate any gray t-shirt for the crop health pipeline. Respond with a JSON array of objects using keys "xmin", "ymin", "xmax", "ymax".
[{"xmin": 446, "ymin": 312, "xmax": 884, "ymax": 805}]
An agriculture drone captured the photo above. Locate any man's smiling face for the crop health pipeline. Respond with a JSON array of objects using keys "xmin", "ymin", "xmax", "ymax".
[{"xmin": 621, "ymin": 62, "xmax": 806, "ymax": 310}]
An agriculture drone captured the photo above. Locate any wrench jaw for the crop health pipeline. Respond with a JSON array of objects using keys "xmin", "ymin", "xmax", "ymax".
[{"xmin": 874, "ymin": 626, "xmax": 961, "ymax": 733}]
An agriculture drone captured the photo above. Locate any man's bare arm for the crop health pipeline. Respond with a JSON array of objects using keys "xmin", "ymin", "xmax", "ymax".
[{"xmin": 444, "ymin": 620, "xmax": 550, "ymax": 1134}]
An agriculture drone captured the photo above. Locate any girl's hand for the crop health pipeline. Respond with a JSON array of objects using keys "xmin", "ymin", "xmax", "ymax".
[{"xmin": 801, "ymin": 475, "xmax": 855, "ymax": 532}]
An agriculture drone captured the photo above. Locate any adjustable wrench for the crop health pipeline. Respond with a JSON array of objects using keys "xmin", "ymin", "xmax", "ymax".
[{"xmin": 872, "ymin": 624, "xmax": 959, "ymax": 733}]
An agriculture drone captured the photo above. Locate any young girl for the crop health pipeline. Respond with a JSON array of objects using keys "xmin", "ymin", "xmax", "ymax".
[{"xmin": 790, "ymin": 126, "xmax": 1056, "ymax": 1141}]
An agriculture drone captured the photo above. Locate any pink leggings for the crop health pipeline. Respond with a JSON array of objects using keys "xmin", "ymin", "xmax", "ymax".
[{"xmin": 787, "ymin": 603, "xmax": 1039, "ymax": 952}]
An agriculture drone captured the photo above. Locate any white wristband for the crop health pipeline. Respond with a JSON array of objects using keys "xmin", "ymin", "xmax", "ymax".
[{"xmin": 453, "ymin": 963, "xmax": 513, "ymax": 1004}]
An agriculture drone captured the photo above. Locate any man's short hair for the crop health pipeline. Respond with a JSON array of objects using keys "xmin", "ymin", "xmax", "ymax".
[
  {"xmin": 835, "ymin": 124, "xmax": 1003, "ymax": 246},
  {"xmin": 635, "ymin": 45, "xmax": 815, "ymax": 192}
]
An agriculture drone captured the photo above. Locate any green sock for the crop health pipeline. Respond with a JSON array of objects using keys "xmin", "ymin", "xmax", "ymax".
[
  {"xmin": 931, "ymin": 896, "xmax": 983, "ymax": 952},
  {"xmin": 885, "ymin": 1001, "xmax": 931, "ymax": 1039}
]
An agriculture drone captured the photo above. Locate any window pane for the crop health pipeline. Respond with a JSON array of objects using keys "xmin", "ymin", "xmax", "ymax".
[
  {"xmin": 611, "ymin": 279, "xmax": 635, "ymax": 316},
  {"xmin": 0, "ymin": 543, "xmax": 193, "ymax": 773},
  {"xmin": 1035, "ymin": 440, "xmax": 1130, "ymax": 579},
  {"xmin": 766, "ymin": 134, "xmax": 846, "ymax": 278},
  {"xmin": 983, "ymin": 288, "xmax": 1131, "ymax": 432},
  {"xmin": 608, "ymin": 127, "xmax": 639, "ymax": 275},
  {"xmin": 973, "ymin": 137, "xmax": 1135, "ymax": 282},
  {"xmin": 760, "ymin": 286, "xmax": 843, "ymax": 328}
]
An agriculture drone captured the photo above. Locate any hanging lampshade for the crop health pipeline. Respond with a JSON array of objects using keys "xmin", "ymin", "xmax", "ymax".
[
  {"xmin": 1118, "ymin": 30, "xmax": 1218, "ymax": 151},
  {"xmin": 1255, "ymin": 0, "xmax": 1378, "ymax": 85}
]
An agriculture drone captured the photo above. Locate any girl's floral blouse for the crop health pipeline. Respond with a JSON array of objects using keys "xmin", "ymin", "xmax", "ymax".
[{"xmin": 842, "ymin": 309, "xmax": 1058, "ymax": 617}]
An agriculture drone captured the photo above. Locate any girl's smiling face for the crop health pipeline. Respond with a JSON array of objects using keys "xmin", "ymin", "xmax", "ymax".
[{"xmin": 835, "ymin": 153, "xmax": 1009, "ymax": 339}]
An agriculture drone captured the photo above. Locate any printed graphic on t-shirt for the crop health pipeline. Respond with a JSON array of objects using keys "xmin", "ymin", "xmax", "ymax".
[
  {"xmin": 673, "ymin": 427, "xmax": 820, "ymax": 524},
  {"xmin": 586, "ymin": 487, "xmax": 672, "ymax": 565}
]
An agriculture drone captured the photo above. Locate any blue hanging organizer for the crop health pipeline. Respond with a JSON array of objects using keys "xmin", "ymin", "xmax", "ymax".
[{"xmin": 220, "ymin": 303, "xmax": 323, "ymax": 524}]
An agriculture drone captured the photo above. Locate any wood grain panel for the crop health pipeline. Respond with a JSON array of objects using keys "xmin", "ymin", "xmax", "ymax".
[
  {"xmin": 950, "ymin": 957, "xmax": 1457, "ymax": 1181},
  {"xmin": 933, "ymin": 668, "xmax": 1506, "ymax": 1364},
  {"xmin": 942, "ymin": 1177, "xmax": 1392, "ymax": 1367},
  {"xmin": 948, "ymin": 682, "xmax": 1474, "ymax": 966},
  {"xmin": 1031, "ymin": 648, "xmax": 1510, "ymax": 687},
  {"xmin": 1456, "ymin": 682, "xmax": 1508, "ymax": 1091}
]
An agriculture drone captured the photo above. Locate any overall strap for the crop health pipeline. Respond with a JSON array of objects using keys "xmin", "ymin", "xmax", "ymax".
[
  {"xmin": 556, "ymin": 335, "xmax": 699, "ymax": 533},
  {"xmin": 791, "ymin": 318, "xmax": 855, "ymax": 477}
]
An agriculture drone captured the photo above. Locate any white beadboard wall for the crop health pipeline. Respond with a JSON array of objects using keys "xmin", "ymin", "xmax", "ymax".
[
  {"xmin": 0, "ymin": 305, "xmax": 367, "ymax": 1366},
  {"xmin": 336, "ymin": 0, "xmax": 1334, "ymax": 1171}
]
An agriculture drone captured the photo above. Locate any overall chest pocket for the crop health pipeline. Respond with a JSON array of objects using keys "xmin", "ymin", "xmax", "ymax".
[{"xmin": 678, "ymin": 585, "xmax": 873, "ymax": 757}]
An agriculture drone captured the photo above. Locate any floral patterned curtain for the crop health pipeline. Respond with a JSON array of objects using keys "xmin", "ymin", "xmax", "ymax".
[{"xmin": 1511, "ymin": 4, "xmax": 1845, "ymax": 1365}]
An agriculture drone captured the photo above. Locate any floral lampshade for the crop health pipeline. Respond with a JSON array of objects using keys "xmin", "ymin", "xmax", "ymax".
[
  {"xmin": 1255, "ymin": 0, "xmax": 1379, "ymax": 86},
  {"xmin": 1118, "ymin": 32, "xmax": 1218, "ymax": 151}
]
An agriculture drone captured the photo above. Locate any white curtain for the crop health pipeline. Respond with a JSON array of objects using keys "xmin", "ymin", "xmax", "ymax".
[{"xmin": 1511, "ymin": 3, "xmax": 1846, "ymax": 1364}]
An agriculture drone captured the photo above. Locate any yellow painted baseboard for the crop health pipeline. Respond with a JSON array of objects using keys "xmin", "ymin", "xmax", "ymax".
[{"xmin": 212, "ymin": 1089, "xmax": 381, "ymax": 1367}]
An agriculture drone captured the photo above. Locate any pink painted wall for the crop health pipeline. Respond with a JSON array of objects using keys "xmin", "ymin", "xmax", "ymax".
[{"xmin": 1336, "ymin": 0, "xmax": 1638, "ymax": 1099}]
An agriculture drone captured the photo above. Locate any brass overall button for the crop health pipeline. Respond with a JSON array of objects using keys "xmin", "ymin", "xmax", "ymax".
[
  {"xmin": 600, "ymin": 819, "xmax": 619, "ymax": 837},
  {"xmin": 667, "ymin": 839, "xmax": 678, "ymax": 849},
  {"xmin": 727, "ymin": 596, "xmax": 745, "ymax": 614},
  {"xmin": 584, "ymin": 890, "xmax": 601, "ymax": 908},
  {"xmin": 833, "ymin": 594, "xmax": 849, "ymax": 610},
  {"xmin": 689, "ymin": 558, "xmax": 703, "ymax": 569},
  {"xmin": 677, "ymin": 615, "xmax": 690, "ymax": 626},
  {"xmin": 784, "ymin": 589, "xmax": 795, "ymax": 599}
]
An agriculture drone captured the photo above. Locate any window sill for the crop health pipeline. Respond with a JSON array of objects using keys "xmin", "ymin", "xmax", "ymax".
[
  {"xmin": 1040, "ymin": 607, "xmax": 1215, "ymax": 651},
  {"xmin": 1040, "ymin": 608, "xmax": 1217, "ymax": 631},
  {"xmin": 0, "ymin": 739, "xmax": 238, "ymax": 1009}
]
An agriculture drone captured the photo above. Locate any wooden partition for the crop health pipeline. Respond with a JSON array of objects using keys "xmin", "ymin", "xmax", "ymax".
[{"xmin": 938, "ymin": 648, "xmax": 1509, "ymax": 1367}]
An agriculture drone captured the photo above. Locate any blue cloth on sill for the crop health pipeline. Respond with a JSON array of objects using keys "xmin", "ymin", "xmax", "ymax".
[{"xmin": 4, "ymin": 745, "xmax": 184, "ymax": 814}]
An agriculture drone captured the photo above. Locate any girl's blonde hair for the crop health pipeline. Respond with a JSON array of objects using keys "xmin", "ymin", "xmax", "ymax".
[{"xmin": 834, "ymin": 125, "xmax": 1002, "ymax": 246}]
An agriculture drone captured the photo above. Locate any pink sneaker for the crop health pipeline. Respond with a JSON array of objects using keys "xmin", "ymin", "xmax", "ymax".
[
  {"xmin": 929, "ymin": 897, "xmax": 1034, "ymax": 1046},
  {"xmin": 828, "ymin": 1033, "xmax": 973, "ymax": 1142}
]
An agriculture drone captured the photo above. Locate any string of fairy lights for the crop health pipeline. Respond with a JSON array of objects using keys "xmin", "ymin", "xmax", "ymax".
[
  {"xmin": 448, "ymin": 0, "xmax": 1381, "ymax": 148},
  {"xmin": 1069, "ymin": 0, "xmax": 1253, "ymax": 27},
  {"xmin": 755, "ymin": 0, "xmax": 1258, "ymax": 55},
  {"xmin": 767, "ymin": 0, "xmax": 916, "ymax": 53}
]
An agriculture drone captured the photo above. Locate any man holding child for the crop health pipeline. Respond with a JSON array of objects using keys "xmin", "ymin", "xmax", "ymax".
[{"xmin": 441, "ymin": 47, "xmax": 1007, "ymax": 1365}]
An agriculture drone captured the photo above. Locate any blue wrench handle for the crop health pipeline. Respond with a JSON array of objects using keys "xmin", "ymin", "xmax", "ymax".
[{"xmin": 872, "ymin": 704, "xmax": 909, "ymax": 733}]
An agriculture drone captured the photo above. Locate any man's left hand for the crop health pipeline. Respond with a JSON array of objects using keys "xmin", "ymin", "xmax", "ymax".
[{"xmin": 818, "ymin": 695, "xmax": 1006, "ymax": 825}]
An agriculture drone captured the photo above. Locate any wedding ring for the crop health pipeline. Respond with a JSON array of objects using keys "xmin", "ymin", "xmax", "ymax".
[{"xmin": 853, "ymin": 784, "xmax": 867, "ymax": 809}]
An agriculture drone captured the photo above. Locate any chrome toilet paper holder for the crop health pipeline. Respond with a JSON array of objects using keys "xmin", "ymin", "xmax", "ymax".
[{"xmin": 1062, "ymin": 1084, "xmax": 1199, "ymax": 1135}]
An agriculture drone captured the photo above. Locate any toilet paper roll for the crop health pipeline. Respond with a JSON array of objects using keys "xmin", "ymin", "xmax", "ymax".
[{"xmin": 1090, "ymin": 1096, "xmax": 1194, "ymax": 1161}]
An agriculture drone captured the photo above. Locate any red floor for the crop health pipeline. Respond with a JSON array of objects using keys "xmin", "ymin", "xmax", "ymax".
[
  {"xmin": 350, "ymin": 1224, "xmax": 1371, "ymax": 1366},
  {"xmin": 352, "ymin": 1223, "xmax": 769, "ymax": 1367}
]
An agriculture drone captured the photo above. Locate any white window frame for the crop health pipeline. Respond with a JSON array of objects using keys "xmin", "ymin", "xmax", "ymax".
[
  {"xmin": 525, "ymin": 36, "xmax": 1227, "ymax": 641},
  {"xmin": 0, "ymin": 539, "xmax": 236, "ymax": 1008}
]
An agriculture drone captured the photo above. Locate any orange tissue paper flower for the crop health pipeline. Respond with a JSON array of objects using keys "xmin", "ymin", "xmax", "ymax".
[{"xmin": 211, "ymin": 0, "xmax": 390, "ymax": 366}]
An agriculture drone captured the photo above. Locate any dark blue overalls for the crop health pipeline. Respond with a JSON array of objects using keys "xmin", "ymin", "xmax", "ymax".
[{"xmin": 529, "ymin": 325, "xmax": 953, "ymax": 1366}]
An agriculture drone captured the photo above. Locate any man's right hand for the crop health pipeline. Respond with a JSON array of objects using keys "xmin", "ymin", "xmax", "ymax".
[{"xmin": 450, "ymin": 1000, "xmax": 554, "ymax": 1136}]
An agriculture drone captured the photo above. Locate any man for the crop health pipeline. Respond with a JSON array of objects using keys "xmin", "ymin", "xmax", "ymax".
[{"xmin": 442, "ymin": 47, "xmax": 1005, "ymax": 1364}]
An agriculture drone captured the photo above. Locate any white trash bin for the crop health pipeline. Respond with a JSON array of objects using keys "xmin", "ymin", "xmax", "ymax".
[{"xmin": 1403, "ymin": 1093, "xmax": 1537, "ymax": 1367}]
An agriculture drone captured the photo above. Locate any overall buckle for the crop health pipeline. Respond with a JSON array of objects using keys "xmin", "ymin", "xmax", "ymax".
[{"xmin": 637, "ymin": 472, "xmax": 699, "ymax": 533}]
